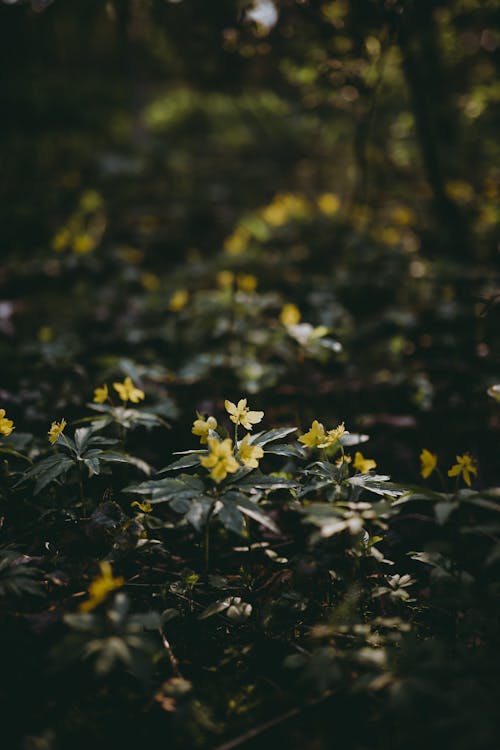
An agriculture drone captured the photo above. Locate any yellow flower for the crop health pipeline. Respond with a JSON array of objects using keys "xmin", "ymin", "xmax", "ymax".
[
  {"xmin": 448, "ymin": 453, "xmax": 478, "ymax": 487},
  {"xmin": 420, "ymin": 449, "xmax": 437, "ymax": 479},
  {"xmin": 236, "ymin": 273, "xmax": 258, "ymax": 293},
  {"xmin": 79, "ymin": 190, "xmax": 102, "ymax": 213},
  {"xmin": 168, "ymin": 289, "xmax": 189, "ymax": 312},
  {"xmin": 317, "ymin": 192, "xmax": 340, "ymax": 216},
  {"xmin": 224, "ymin": 228, "xmax": 250, "ymax": 255},
  {"xmin": 280, "ymin": 303, "xmax": 301, "ymax": 326},
  {"xmin": 298, "ymin": 420, "xmax": 324, "ymax": 448},
  {"xmin": 238, "ymin": 434, "xmax": 264, "ymax": 469},
  {"xmin": 326, "ymin": 422, "xmax": 346, "ymax": 444},
  {"xmin": 72, "ymin": 233, "xmax": 95, "ymax": 254},
  {"xmin": 200, "ymin": 437, "xmax": 240, "ymax": 484},
  {"xmin": 225, "ymin": 398, "xmax": 264, "ymax": 431},
  {"xmin": 131, "ymin": 500, "xmax": 153, "ymax": 513},
  {"xmin": 79, "ymin": 561, "xmax": 124, "ymax": 612},
  {"xmin": 216, "ymin": 270, "xmax": 235, "ymax": 289},
  {"xmin": 48, "ymin": 418, "xmax": 67, "ymax": 445},
  {"xmin": 335, "ymin": 454, "xmax": 352, "ymax": 467},
  {"xmin": 353, "ymin": 451, "xmax": 377, "ymax": 473},
  {"xmin": 113, "ymin": 376, "xmax": 145, "ymax": 403},
  {"xmin": 38, "ymin": 326, "xmax": 53, "ymax": 343},
  {"xmin": 51, "ymin": 228, "xmax": 71, "ymax": 252},
  {"xmin": 192, "ymin": 415, "xmax": 218, "ymax": 444},
  {"xmin": 0, "ymin": 409, "xmax": 15, "ymax": 437},
  {"xmin": 141, "ymin": 272, "xmax": 160, "ymax": 291},
  {"xmin": 93, "ymin": 384, "xmax": 109, "ymax": 404}
]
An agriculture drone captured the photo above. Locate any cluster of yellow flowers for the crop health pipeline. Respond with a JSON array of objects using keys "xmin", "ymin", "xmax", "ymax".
[
  {"xmin": 420, "ymin": 449, "xmax": 478, "ymax": 487},
  {"xmin": 298, "ymin": 420, "xmax": 377, "ymax": 472},
  {"xmin": 298, "ymin": 420, "xmax": 346, "ymax": 449},
  {"xmin": 51, "ymin": 190, "xmax": 105, "ymax": 255},
  {"xmin": 192, "ymin": 398, "xmax": 265, "ymax": 483},
  {"xmin": 0, "ymin": 409, "xmax": 15, "ymax": 436},
  {"xmin": 93, "ymin": 377, "xmax": 145, "ymax": 405}
]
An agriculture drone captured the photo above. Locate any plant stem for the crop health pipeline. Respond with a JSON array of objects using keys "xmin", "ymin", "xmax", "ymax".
[{"xmin": 204, "ymin": 501, "xmax": 216, "ymax": 573}]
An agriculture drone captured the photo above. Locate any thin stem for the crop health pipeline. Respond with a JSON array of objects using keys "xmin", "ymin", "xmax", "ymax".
[{"xmin": 204, "ymin": 500, "xmax": 217, "ymax": 573}]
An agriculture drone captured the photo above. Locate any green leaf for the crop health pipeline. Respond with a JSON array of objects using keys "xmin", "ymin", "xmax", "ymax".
[
  {"xmin": 264, "ymin": 442, "xmax": 306, "ymax": 458},
  {"xmin": 217, "ymin": 494, "xmax": 246, "ymax": 535},
  {"xmin": 198, "ymin": 598, "xmax": 232, "ymax": 620},
  {"xmin": 249, "ymin": 427, "xmax": 297, "ymax": 447},
  {"xmin": 347, "ymin": 474, "xmax": 406, "ymax": 498},
  {"xmin": 228, "ymin": 492, "xmax": 280, "ymax": 534},
  {"xmin": 158, "ymin": 453, "xmax": 204, "ymax": 473},
  {"xmin": 84, "ymin": 457, "xmax": 101, "ymax": 477},
  {"xmin": 234, "ymin": 471, "xmax": 296, "ymax": 492},
  {"xmin": 124, "ymin": 474, "xmax": 205, "ymax": 504},
  {"xmin": 21, "ymin": 454, "xmax": 75, "ymax": 494}
]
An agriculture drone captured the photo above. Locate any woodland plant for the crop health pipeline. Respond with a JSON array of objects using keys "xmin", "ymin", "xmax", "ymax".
[{"xmin": 1, "ymin": 391, "xmax": 500, "ymax": 750}]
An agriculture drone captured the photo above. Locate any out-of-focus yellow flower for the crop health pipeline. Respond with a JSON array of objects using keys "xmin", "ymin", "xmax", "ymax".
[
  {"xmin": 376, "ymin": 227, "xmax": 400, "ymax": 247},
  {"xmin": 446, "ymin": 180, "xmax": 474, "ymax": 204},
  {"xmin": 0, "ymin": 409, "xmax": 15, "ymax": 436},
  {"xmin": 335, "ymin": 454, "xmax": 352, "ymax": 467},
  {"xmin": 113, "ymin": 376, "xmax": 145, "ymax": 404},
  {"xmin": 93, "ymin": 384, "xmax": 109, "ymax": 404},
  {"xmin": 261, "ymin": 202, "xmax": 288, "ymax": 226},
  {"xmin": 217, "ymin": 270, "xmax": 235, "ymax": 289},
  {"xmin": 168, "ymin": 289, "xmax": 189, "ymax": 312},
  {"xmin": 260, "ymin": 193, "xmax": 310, "ymax": 227},
  {"xmin": 353, "ymin": 451, "xmax": 377, "ymax": 473},
  {"xmin": 420, "ymin": 449, "xmax": 437, "ymax": 479},
  {"xmin": 280, "ymin": 303, "xmax": 301, "ymax": 326},
  {"xmin": 141, "ymin": 272, "xmax": 160, "ymax": 291},
  {"xmin": 298, "ymin": 420, "xmax": 327, "ymax": 448},
  {"xmin": 38, "ymin": 326, "xmax": 53, "ymax": 343},
  {"xmin": 225, "ymin": 398, "xmax": 264, "ymax": 431},
  {"xmin": 51, "ymin": 228, "xmax": 71, "ymax": 252},
  {"xmin": 48, "ymin": 418, "xmax": 67, "ymax": 445},
  {"xmin": 79, "ymin": 561, "xmax": 124, "ymax": 612},
  {"xmin": 72, "ymin": 233, "xmax": 96, "ymax": 254},
  {"xmin": 117, "ymin": 246, "xmax": 144, "ymax": 265},
  {"xmin": 131, "ymin": 500, "xmax": 153, "ymax": 513},
  {"xmin": 79, "ymin": 190, "xmax": 103, "ymax": 213},
  {"xmin": 236, "ymin": 273, "xmax": 258, "ymax": 292},
  {"xmin": 224, "ymin": 228, "xmax": 250, "ymax": 255},
  {"xmin": 317, "ymin": 192, "xmax": 340, "ymax": 216},
  {"xmin": 192, "ymin": 415, "xmax": 218, "ymax": 444},
  {"xmin": 391, "ymin": 205, "xmax": 415, "ymax": 227},
  {"xmin": 448, "ymin": 453, "xmax": 477, "ymax": 487},
  {"xmin": 200, "ymin": 437, "xmax": 240, "ymax": 483},
  {"xmin": 238, "ymin": 434, "xmax": 264, "ymax": 469}
]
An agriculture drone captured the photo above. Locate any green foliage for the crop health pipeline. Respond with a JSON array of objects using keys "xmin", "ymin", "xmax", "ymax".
[{"xmin": 1, "ymin": 0, "xmax": 500, "ymax": 748}]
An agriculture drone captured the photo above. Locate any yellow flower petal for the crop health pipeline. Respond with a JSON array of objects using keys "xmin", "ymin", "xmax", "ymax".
[
  {"xmin": 353, "ymin": 451, "xmax": 377, "ymax": 473},
  {"xmin": 420, "ymin": 449, "xmax": 437, "ymax": 479},
  {"xmin": 48, "ymin": 418, "xmax": 67, "ymax": 445}
]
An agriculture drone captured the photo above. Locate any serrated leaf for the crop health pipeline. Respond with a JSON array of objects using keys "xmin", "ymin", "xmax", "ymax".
[{"xmin": 347, "ymin": 474, "xmax": 405, "ymax": 497}]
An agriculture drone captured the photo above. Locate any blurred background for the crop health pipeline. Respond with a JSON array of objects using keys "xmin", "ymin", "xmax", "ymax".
[{"xmin": 1, "ymin": 0, "xmax": 499, "ymax": 482}]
